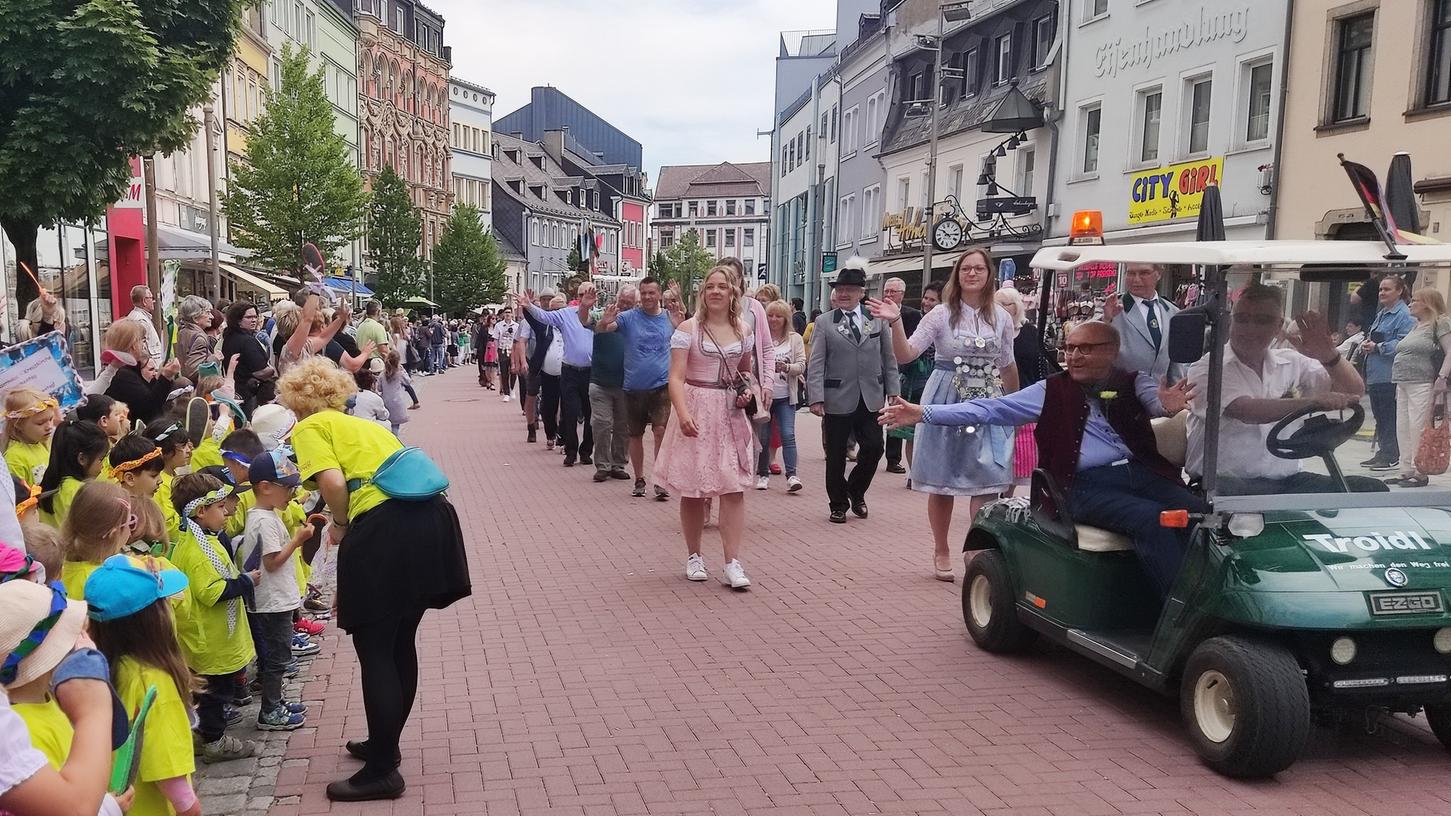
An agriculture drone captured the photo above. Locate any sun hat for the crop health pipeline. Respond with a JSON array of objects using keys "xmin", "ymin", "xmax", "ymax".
[
  {"xmin": 250, "ymin": 404, "xmax": 297, "ymax": 450},
  {"xmin": 84, "ymin": 554, "xmax": 188, "ymax": 623},
  {"xmin": 0, "ymin": 579, "xmax": 89, "ymax": 689},
  {"xmin": 248, "ymin": 448, "xmax": 301, "ymax": 488}
]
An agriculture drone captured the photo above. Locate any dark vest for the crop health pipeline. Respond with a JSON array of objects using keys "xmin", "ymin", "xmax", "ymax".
[
  {"xmin": 521, "ymin": 310, "xmax": 555, "ymax": 373},
  {"xmin": 1034, "ymin": 370, "xmax": 1180, "ymax": 491}
]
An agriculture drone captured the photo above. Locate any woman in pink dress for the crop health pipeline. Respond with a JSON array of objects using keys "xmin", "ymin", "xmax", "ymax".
[{"xmin": 655, "ymin": 265, "xmax": 761, "ymax": 590}]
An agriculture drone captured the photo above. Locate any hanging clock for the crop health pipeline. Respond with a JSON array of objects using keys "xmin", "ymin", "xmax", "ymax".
[{"xmin": 933, "ymin": 217, "xmax": 964, "ymax": 252}]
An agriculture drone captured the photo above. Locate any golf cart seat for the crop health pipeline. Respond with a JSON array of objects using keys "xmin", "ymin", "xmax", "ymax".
[{"xmin": 1035, "ymin": 412, "xmax": 1190, "ymax": 553}]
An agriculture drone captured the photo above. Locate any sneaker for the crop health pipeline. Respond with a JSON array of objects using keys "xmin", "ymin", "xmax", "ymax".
[
  {"xmin": 592, "ymin": 470, "xmax": 609, "ymax": 482},
  {"xmin": 304, "ymin": 598, "xmax": 331, "ymax": 618},
  {"xmin": 608, "ymin": 469, "xmax": 631, "ymax": 480},
  {"xmin": 685, "ymin": 554, "xmax": 708, "ymax": 581},
  {"xmin": 230, "ymin": 690, "xmax": 253, "ymax": 708},
  {"xmin": 201, "ymin": 734, "xmax": 259, "ymax": 763},
  {"xmin": 755, "ymin": 475, "xmax": 769, "ymax": 490},
  {"xmin": 1368, "ymin": 460, "xmax": 1400, "ymax": 472},
  {"xmin": 184, "ymin": 397, "xmax": 210, "ymax": 448},
  {"xmin": 546, "ymin": 439, "xmax": 555, "ymax": 451},
  {"xmin": 285, "ymin": 700, "xmax": 309, "ymax": 715},
  {"xmin": 787, "ymin": 475, "xmax": 803, "ymax": 493},
  {"xmin": 285, "ymin": 659, "xmax": 300, "ymax": 678},
  {"xmin": 224, "ymin": 706, "xmax": 243, "ymax": 728},
  {"xmin": 654, "ymin": 485, "xmax": 670, "ymax": 501},
  {"xmin": 720, "ymin": 559, "xmax": 751, "ymax": 590},
  {"xmin": 256, "ymin": 705, "xmax": 306, "ymax": 731},
  {"xmin": 528, "ymin": 426, "xmax": 538, "ymax": 443},
  {"xmin": 632, "ymin": 478, "xmax": 647, "ymax": 498},
  {"xmin": 295, "ymin": 617, "xmax": 325, "ymax": 637},
  {"xmin": 292, "ymin": 634, "xmax": 321, "ymax": 656}
]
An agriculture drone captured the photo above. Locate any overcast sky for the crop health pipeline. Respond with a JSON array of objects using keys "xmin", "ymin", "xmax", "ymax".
[{"xmin": 429, "ymin": 0, "xmax": 837, "ymax": 185}]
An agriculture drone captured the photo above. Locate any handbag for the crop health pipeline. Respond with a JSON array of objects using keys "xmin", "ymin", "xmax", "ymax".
[
  {"xmin": 348, "ymin": 446, "xmax": 449, "ymax": 500},
  {"xmin": 1416, "ymin": 393, "xmax": 1451, "ymax": 476},
  {"xmin": 701, "ymin": 325, "xmax": 770, "ymax": 424}
]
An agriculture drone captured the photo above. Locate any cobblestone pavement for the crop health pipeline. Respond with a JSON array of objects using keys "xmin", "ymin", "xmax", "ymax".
[{"xmin": 210, "ymin": 367, "xmax": 1448, "ymax": 815}]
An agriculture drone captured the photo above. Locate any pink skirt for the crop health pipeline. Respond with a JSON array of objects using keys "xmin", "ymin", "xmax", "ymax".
[
  {"xmin": 1013, "ymin": 423, "xmax": 1038, "ymax": 483},
  {"xmin": 654, "ymin": 384, "xmax": 757, "ymax": 498}
]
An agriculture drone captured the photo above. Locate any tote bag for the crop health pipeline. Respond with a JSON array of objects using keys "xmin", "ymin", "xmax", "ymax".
[{"xmin": 1415, "ymin": 393, "xmax": 1451, "ymax": 476}]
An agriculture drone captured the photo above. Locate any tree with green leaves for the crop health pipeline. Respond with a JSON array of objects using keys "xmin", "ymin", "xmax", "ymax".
[
  {"xmin": 223, "ymin": 44, "xmax": 366, "ymax": 280},
  {"xmin": 365, "ymin": 166, "xmax": 423, "ymax": 307},
  {"xmin": 431, "ymin": 204, "xmax": 504, "ymax": 316},
  {"xmin": 655, "ymin": 229, "xmax": 713, "ymax": 303},
  {"xmin": 0, "ymin": 0, "xmax": 250, "ymax": 305},
  {"xmin": 566, "ymin": 245, "xmax": 584, "ymax": 273}
]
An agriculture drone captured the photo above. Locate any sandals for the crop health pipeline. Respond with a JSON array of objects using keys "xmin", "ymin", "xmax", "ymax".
[{"xmin": 1384, "ymin": 475, "xmax": 1430, "ymax": 487}]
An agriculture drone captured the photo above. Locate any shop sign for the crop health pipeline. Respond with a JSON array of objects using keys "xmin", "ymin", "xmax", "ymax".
[
  {"xmin": 1128, "ymin": 156, "xmax": 1225, "ymax": 224},
  {"xmin": 1094, "ymin": 5, "xmax": 1250, "ymax": 79},
  {"xmin": 882, "ymin": 208, "xmax": 929, "ymax": 249}
]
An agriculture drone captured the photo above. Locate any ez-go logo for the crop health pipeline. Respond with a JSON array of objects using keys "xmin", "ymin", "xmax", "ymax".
[{"xmin": 1302, "ymin": 531, "xmax": 1436, "ymax": 554}]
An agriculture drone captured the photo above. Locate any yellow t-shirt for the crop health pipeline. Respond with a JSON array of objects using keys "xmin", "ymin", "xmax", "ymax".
[
  {"xmin": 39, "ymin": 476, "xmax": 86, "ymax": 529},
  {"xmin": 169, "ymin": 529, "xmax": 254, "ymax": 676},
  {"xmin": 12, "ymin": 697, "xmax": 71, "ymax": 770},
  {"xmin": 224, "ymin": 487, "xmax": 256, "ymax": 539},
  {"xmin": 5, "ymin": 440, "xmax": 49, "ymax": 485},
  {"xmin": 292, "ymin": 410, "xmax": 402, "ymax": 520},
  {"xmin": 114, "ymin": 656, "xmax": 195, "ymax": 816},
  {"xmin": 189, "ymin": 437, "xmax": 223, "ymax": 473},
  {"xmin": 154, "ymin": 473, "xmax": 179, "ymax": 554},
  {"xmin": 60, "ymin": 559, "xmax": 105, "ymax": 602},
  {"xmin": 281, "ymin": 499, "xmax": 311, "ymax": 594}
]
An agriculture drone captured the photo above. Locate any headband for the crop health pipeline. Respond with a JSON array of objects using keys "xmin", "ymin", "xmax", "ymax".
[
  {"xmin": 15, "ymin": 482, "xmax": 39, "ymax": 519},
  {"xmin": 182, "ymin": 484, "xmax": 233, "ymax": 520},
  {"xmin": 220, "ymin": 450, "xmax": 252, "ymax": 467},
  {"xmin": 5, "ymin": 397, "xmax": 57, "ymax": 421},
  {"xmin": 0, "ymin": 583, "xmax": 67, "ymax": 685},
  {"xmin": 180, "ymin": 483, "xmax": 240, "ymax": 634},
  {"xmin": 110, "ymin": 447, "xmax": 162, "ymax": 475},
  {"xmin": 151, "ymin": 421, "xmax": 183, "ymax": 443}
]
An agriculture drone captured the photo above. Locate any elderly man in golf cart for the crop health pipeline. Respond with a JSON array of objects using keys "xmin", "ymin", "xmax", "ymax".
[
  {"xmin": 1185, "ymin": 283, "xmax": 1384, "ymax": 495},
  {"xmin": 880, "ymin": 321, "xmax": 1204, "ymax": 597}
]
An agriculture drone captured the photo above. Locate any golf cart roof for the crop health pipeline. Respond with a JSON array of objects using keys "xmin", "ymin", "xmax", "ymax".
[{"xmin": 1031, "ymin": 240, "xmax": 1451, "ymax": 271}]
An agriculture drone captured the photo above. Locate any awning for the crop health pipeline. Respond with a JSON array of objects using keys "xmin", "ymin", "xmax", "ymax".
[
  {"xmin": 866, "ymin": 254, "xmax": 955, "ymax": 276},
  {"xmin": 322, "ymin": 275, "xmax": 373, "ymax": 298},
  {"xmin": 400, "ymin": 295, "xmax": 438, "ymax": 307},
  {"xmin": 219, "ymin": 263, "xmax": 288, "ymax": 301},
  {"xmin": 156, "ymin": 223, "xmax": 250, "ymax": 261}
]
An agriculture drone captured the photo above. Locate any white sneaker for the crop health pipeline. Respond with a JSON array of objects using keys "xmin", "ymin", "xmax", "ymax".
[
  {"xmin": 502, "ymin": 394, "xmax": 512, "ymax": 402},
  {"xmin": 787, "ymin": 475, "xmax": 803, "ymax": 493},
  {"xmin": 721, "ymin": 559, "xmax": 751, "ymax": 590},
  {"xmin": 755, "ymin": 475, "xmax": 769, "ymax": 490},
  {"xmin": 685, "ymin": 553, "xmax": 708, "ymax": 581}
]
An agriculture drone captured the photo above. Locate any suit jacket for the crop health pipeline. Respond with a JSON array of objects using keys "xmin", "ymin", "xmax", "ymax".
[
  {"xmin": 1108, "ymin": 293, "xmax": 1183, "ymax": 382},
  {"xmin": 806, "ymin": 308, "xmax": 900, "ymax": 414}
]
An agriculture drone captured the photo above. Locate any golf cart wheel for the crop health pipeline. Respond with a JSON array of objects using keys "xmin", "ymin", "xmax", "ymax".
[
  {"xmin": 1179, "ymin": 636, "xmax": 1311, "ymax": 778},
  {"xmin": 1426, "ymin": 705, "xmax": 1451, "ymax": 751},
  {"xmin": 961, "ymin": 549, "xmax": 1036, "ymax": 653}
]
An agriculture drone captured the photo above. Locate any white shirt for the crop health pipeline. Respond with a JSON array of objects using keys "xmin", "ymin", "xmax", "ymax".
[
  {"xmin": 238, "ymin": 508, "xmax": 301, "ymax": 613},
  {"xmin": 542, "ymin": 331, "xmax": 564, "ymax": 376},
  {"xmin": 1186, "ymin": 346, "xmax": 1331, "ymax": 479},
  {"xmin": 492, "ymin": 320, "xmax": 518, "ymax": 347},
  {"xmin": 126, "ymin": 307, "xmax": 164, "ymax": 366}
]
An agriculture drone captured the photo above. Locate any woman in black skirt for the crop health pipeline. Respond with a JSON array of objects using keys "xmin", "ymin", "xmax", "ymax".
[{"xmin": 276, "ymin": 357, "xmax": 470, "ymax": 803}]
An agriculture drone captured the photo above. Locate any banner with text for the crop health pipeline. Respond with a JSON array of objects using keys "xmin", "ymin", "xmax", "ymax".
[{"xmin": 1128, "ymin": 156, "xmax": 1224, "ymax": 224}]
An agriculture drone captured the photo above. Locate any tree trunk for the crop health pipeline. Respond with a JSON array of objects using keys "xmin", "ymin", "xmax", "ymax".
[{"xmin": 1, "ymin": 217, "xmax": 41, "ymax": 315}]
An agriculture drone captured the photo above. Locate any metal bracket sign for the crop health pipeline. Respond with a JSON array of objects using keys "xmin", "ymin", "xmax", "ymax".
[{"xmin": 821, "ymin": 252, "xmax": 838, "ymax": 275}]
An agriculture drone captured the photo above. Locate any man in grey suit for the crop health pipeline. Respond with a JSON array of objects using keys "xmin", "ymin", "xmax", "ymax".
[
  {"xmin": 807, "ymin": 262, "xmax": 901, "ymax": 524},
  {"xmin": 1101, "ymin": 262, "xmax": 1184, "ymax": 382}
]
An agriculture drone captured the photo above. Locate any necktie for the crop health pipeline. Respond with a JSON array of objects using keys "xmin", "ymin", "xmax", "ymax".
[
  {"xmin": 847, "ymin": 312, "xmax": 861, "ymax": 342},
  {"xmin": 1145, "ymin": 299, "xmax": 1162, "ymax": 351}
]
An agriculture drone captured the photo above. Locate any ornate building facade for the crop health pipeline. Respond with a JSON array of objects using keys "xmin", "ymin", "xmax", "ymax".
[{"xmin": 355, "ymin": 0, "xmax": 452, "ymax": 259}]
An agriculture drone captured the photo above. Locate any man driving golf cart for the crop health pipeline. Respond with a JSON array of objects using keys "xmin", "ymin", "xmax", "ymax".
[
  {"xmin": 880, "ymin": 321, "xmax": 1203, "ymax": 597},
  {"xmin": 1185, "ymin": 283, "xmax": 1387, "ymax": 495}
]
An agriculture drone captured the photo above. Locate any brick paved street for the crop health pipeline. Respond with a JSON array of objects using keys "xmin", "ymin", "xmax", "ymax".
[{"xmin": 261, "ymin": 367, "xmax": 1450, "ymax": 816}]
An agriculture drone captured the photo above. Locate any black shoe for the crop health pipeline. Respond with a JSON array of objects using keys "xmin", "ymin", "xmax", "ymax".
[
  {"xmin": 230, "ymin": 691, "xmax": 252, "ymax": 707},
  {"xmin": 885, "ymin": 463, "xmax": 906, "ymax": 474},
  {"xmin": 608, "ymin": 470, "xmax": 631, "ymax": 480},
  {"xmin": 564, "ymin": 455, "xmax": 576, "ymax": 467},
  {"xmin": 1368, "ymin": 460, "xmax": 1399, "ymax": 472},
  {"xmin": 579, "ymin": 454, "xmax": 593, "ymax": 466},
  {"xmin": 654, "ymin": 485, "xmax": 670, "ymax": 501},
  {"xmin": 1360, "ymin": 456, "xmax": 1382, "ymax": 466},
  {"xmin": 592, "ymin": 470, "xmax": 609, "ymax": 482},
  {"xmin": 527, "ymin": 426, "xmax": 537, "ymax": 443},
  {"xmin": 344, "ymin": 739, "xmax": 401, "ymax": 765},
  {"xmin": 829, "ymin": 509, "xmax": 847, "ymax": 524},
  {"xmin": 851, "ymin": 500, "xmax": 868, "ymax": 519},
  {"xmin": 632, "ymin": 478, "xmax": 647, "ymax": 498},
  {"xmin": 326, "ymin": 769, "xmax": 406, "ymax": 802}
]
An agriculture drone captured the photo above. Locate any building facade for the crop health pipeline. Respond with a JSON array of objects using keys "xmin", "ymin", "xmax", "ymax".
[
  {"xmin": 449, "ymin": 76, "xmax": 495, "ymax": 226},
  {"xmin": 651, "ymin": 163, "xmax": 772, "ymax": 281},
  {"xmin": 355, "ymin": 0, "xmax": 452, "ymax": 262},
  {"xmin": 1274, "ymin": 0, "xmax": 1451, "ymax": 300},
  {"xmin": 490, "ymin": 132, "xmax": 621, "ymax": 292},
  {"xmin": 538, "ymin": 129, "xmax": 650, "ymax": 276},
  {"xmin": 495, "ymin": 86, "xmax": 643, "ymax": 170},
  {"xmin": 833, "ymin": 9, "xmax": 891, "ymax": 273}
]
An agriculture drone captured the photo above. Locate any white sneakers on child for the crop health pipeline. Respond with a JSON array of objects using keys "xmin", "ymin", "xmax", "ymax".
[
  {"xmin": 721, "ymin": 559, "xmax": 751, "ymax": 590},
  {"xmin": 787, "ymin": 475, "xmax": 803, "ymax": 493},
  {"xmin": 685, "ymin": 553, "xmax": 708, "ymax": 581},
  {"xmin": 755, "ymin": 475, "xmax": 769, "ymax": 490}
]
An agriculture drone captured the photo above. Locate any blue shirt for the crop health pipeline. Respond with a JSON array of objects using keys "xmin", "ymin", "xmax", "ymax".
[
  {"xmin": 922, "ymin": 373, "xmax": 1166, "ymax": 471},
  {"xmin": 526, "ymin": 304, "xmax": 594, "ymax": 368},
  {"xmin": 615, "ymin": 308, "xmax": 674, "ymax": 391},
  {"xmin": 1365, "ymin": 300, "xmax": 1414, "ymax": 385}
]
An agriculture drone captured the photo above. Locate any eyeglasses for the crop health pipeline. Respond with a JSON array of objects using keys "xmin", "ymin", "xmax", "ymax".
[
  {"xmin": 1062, "ymin": 342, "xmax": 1115, "ymax": 356},
  {"xmin": 959, "ymin": 265, "xmax": 990, "ymax": 274}
]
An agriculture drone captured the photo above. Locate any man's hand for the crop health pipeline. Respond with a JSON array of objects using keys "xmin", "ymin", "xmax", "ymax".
[
  {"xmin": 865, "ymin": 297, "xmax": 900, "ymax": 323},
  {"xmin": 1361, "ymin": 339, "xmax": 1378, "ymax": 354},
  {"xmin": 1101, "ymin": 285, "xmax": 1123, "ymax": 322},
  {"xmin": 1158, "ymin": 377, "xmax": 1197, "ymax": 414},
  {"xmin": 877, "ymin": 396, "xmax": 923, "ymax": 429},
  {"xmin": 578, "ymin": 284, "xmax": 598, "ymax": 310},
  {"xmin": 601, "ymin": 302, "xmax": 619, "ymax": 326},
  {"xmin": 1288, "ymin": 310, "xmax": 1337, "ymax": 363},
  {"xmin": 1316, "ymin": 392, "xmax": 1360, "ymax": 411},
  {"xmin": 337, "ymin": 299, "xmax": 352, "ymax": 323},
  {"xmin": 809, "ymin": 402, "xmax": 825, "ymax": 417}
]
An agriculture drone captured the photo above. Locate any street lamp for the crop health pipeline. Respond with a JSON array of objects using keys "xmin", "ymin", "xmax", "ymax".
[{"xmin": 917, "ymin": 2, "xmax": 972, "ymax": 292}]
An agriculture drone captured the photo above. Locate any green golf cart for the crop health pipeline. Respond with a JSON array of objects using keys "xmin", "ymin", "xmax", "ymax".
[{"xmin": 962, "ymin": 239, "xmax": 1451, "ymax": 778}]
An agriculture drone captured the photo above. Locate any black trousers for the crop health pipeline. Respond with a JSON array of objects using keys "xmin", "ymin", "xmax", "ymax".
[
  {"xmin": 560, "ymin": 364, "xmax": 594, "ymax": 458},
  {"xmin": 1369, "ymin": 382, "xmax": 1398, "ymax": 462},
  {"xmin": 537, "ymin": 372, "xmax": 561, "ymax": 440},
  {"xmin": 195, "ymin": 672, "xmax": 237, "ymax": 742},
  {"xmin": 1070, "ymin": 463, "xmax": 1208, "ymax": 598},
  {"xmin": 823, "ymin": 399, "xmax": 884, "ymax": 512},
  {"xmin": 351, "ymin": 606, "xmax": 425, "ymax": 776},
  {"xmin": 885, "ymin": 435, "xmax": 904, "ymax": 467},
  {"xmin": 498, "ymin": 350, "xmax": 513, "ymax": 393}
]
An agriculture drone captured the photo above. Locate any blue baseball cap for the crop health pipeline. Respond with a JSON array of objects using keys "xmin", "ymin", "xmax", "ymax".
[
  {"xmin": 248, "ymin": 448, "xmax": 301, "ymax": 488},
  {"xmin": 84, "ymin": 555, "xmax": 189, "ymax": 622}
]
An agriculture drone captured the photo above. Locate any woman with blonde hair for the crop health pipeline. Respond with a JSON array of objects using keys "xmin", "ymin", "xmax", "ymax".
[
  {"xmin": 756, "ymin": 299, "xmax": 805, "ymax": 492},
  {"xmin": 869, "ymin": 247, "xmax": 1019, "ymax": 581},
  {"xmin": 754, "ymin": 283, "xmax": 781, "ymax": 305},
  {"xmin": 653, "ymin": 265, "xmax": 762, "ymax": 589},
  {"xmin": 1387, "ymin": 287, "xmax": 1451, "ymax": 487},
  {"xmin": 174, "ymin": 295, "xmax": 220, "ymax": 382},
  {"xmin": 102, "ymin": 320, "xmax": 181, "ymax": 424}
]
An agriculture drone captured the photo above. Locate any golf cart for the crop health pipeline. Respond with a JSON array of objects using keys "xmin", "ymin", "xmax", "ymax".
[{"xmin": 962, "ymin": 239, "xmax": 1451, "ymax": 778}]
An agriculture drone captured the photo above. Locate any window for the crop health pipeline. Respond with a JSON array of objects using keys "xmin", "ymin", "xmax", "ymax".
[
  {"xmin": 1032, "ymin": 12, "xmax": 1056, "ymax": 68},
  {"xmin": 837, "ymin": 194, "xmax": 855, "ymax": 245},
  {"xmin": 1081, "ymin": 103, "xmax": 1101, "ymax": 174},
  {"xmin": 805, "ymin": 126, "xmax": 811, "ymax": 160},
  {"xmin": 842, "ymin": 106, "xmax": 858, "ymax": 153},
  {"xmin": 1138, "ymin": 87, "xmax": 1162, "ymax": 162},
  {"xmin": 1187, "ymin": 77, "xmax": 1212, "ymax": 154},
  {"xmin": 994, "ymin": 34, "xmax": 1012, "ymax": 85},
  {"xmin": 948, "ymin": 165, "xmax": 963, "ymax": 201},
  {"xmin": 743, "ymin": 228, "xmax": 754, "ymax": 248},
  {"xmin": 1085, "ymin": 0, "xmax": 1108, "ymax": 21},
  {"xmin": 707, "ymin": 199, "xmax": 717, "ymax": 216},
  {"xmin": 688, "ymin": 201, "xmax": 698, "ymax": 217},
  {"xmin": 787, "ymin": 139, "xmax": 795, "ymax": 172},
  {"xmin": 860, "ymin": 185, "xmax": 881, "ymax": 239},
  {"xmin": 705, "ymin": 230, "xmax": 717, "ymax": 249},
  {"xmin": 780, "ymin": 144, "xmax": 788, "ymax": 176},
  {"xmin": 896, "ymin": 176, "xmax": 911, "ymax": 211},
  {"xmin": 1429, "ymin": 0, "xmax": 1451, "ymax": 105},
  {"xmin": 831, "ymin": 105, "xmax": 838, "ymax": 142},
  {"xmin": 821, "ymin": 112, "xmax": 829, "ymax": 141},
  {"xmin": 865, "ymin": 92, "xmax": 884, "ymax": 145},
  {"xmin": 530, "ymin": 219, "xmax": 538, "ymax": 246},
  {"xmin": 725, "ymin": 230, "xmax": 735, "ymax": 248},
  {"xmin": 1333, "ymin": 12, "xmax": 1374, "ymax": 121},
  {"xmin": 726, "ymin": 199, "xmax": 736, "ymax": 216},
  {"xmin": 1244, "ymin": 60, "xmax": 1273, "ymax": 143},
  {"xmin": 745, "ymin": 199, "xmax": 756, "ymax": 215},
  {"xmin": 1017, "ymin": 147, "xmax": 1036, "ymax": 196}
]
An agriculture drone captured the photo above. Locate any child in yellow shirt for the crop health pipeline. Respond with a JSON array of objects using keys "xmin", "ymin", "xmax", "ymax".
[
  {"xmin": 144, "ymin": 419, "xmax": 195, "ymax": 549},
  {"xmin": 37, "ymin": 420, "xmax": 109, "ymax": 529},
  {"xmin": 2, "ymin": 388, "xmax": 59, "ymax": 485},
  {"xmin": 56, "ymin": 480, "xmax": 134, "ymax": 602}
]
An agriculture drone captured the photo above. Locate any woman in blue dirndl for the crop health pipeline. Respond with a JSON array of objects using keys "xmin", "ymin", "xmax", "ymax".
[{"xmin": 870, "ymin": 248, "xmax": 1019, "ymax": 581}]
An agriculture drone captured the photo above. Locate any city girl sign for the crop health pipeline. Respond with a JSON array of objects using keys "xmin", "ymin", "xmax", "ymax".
[{"xmin": 1128, "ymin": 156, "xmax": 1224, "ymax": 224}]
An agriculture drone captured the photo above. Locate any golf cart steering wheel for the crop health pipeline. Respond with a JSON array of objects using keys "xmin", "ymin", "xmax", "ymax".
[{"xmin": 1266, "ymin": 402, "xmax": 1365, "ymax": 460}]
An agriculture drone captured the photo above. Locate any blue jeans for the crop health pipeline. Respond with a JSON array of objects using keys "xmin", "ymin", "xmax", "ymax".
[
  {"xmin": 1068, "ymin": 462, "xmax": 1208, "ymax": 598},
  {"xmin": 429, "ymin": 344, "xmax": 445, "ymax": 373},
  {"xmin": 756, "ymin": 397, "xmax": 797, "ymax": 477}
]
